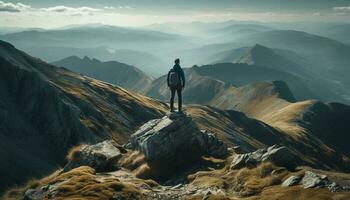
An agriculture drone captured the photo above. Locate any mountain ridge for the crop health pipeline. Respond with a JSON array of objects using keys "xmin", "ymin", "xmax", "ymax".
[{"xmin": 52, "ymin": 55, "xmax": 152, "ymax": 92}]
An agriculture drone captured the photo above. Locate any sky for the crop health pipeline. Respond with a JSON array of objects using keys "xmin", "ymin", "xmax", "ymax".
[{"xmin": 0, "ymin": 0, "xmax": 350, "ymax": 28}]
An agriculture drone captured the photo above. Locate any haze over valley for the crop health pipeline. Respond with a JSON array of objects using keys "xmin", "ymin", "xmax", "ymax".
[{"xmin": 1, "ymin": 0, "xmax": 350, "ymax": 199}]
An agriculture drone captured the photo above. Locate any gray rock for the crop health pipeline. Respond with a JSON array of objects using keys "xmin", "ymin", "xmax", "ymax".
[
  {"xmin": 230, "ymin": 145, "xmax": 296, "ymax": 170},
  {"xmin": 24, "ymin": 189, "xmax": 44, "ymax": 200},
  {"xmin": 282, "ymin": 175, "xmax": 301, "ymax": 187},
  {"xmin": 262, "ymin": 145, "xmax": 294, "ymax": 168},
  {"xmin": 200, "ymin": 130, "xmax": 228, "ymax": 158},
  {"xmin": 127, "ymin": 113, "xmax": 228, "ymax": 168},
  {"xmin": 301, "ymin": 171, "xmax": 329, "ymax": 189},
  {"xmin": 63, "ymin": 140, "xmax": 122, "ymax": 172},
  {"xmin": 327, "ymin": 182, "xmax": 344, "ymax": 192}
]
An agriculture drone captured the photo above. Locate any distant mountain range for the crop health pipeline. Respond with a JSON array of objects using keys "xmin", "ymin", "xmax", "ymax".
[
  {"xmin": 0, "ymin": 24, "xmax": 194, "ymax": 77},
  {"xmin": 210, "ymin": 44, "xmax": 348, "ymax": 103},
  {"xmin": 52, "ymin": 56, "xmax": 152, "ymax": 92}
]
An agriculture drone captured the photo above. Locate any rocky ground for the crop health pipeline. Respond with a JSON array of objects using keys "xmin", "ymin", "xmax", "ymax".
[{"xmin": 4, "ymin": 112, "xmax": 350, "ymax": 200}]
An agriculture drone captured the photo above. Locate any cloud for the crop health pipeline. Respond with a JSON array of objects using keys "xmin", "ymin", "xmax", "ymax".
[
  {"xmin": 119, "ymin": 6, "xmax": 133, "ymax": 10},
  {"xmin": 40, "ymin": 6, "xmax": 101, "ymax": 13},
  {"xmin": 0, "ymin": 1, "xmax": 30, "ymax": 12},
  {"xmin": 333, "ymin": 6, "xmax": 350, "ymax": 12},
  {"xmin": 104, "ymin": 6, "xmax": 115, "ymax": 10}
]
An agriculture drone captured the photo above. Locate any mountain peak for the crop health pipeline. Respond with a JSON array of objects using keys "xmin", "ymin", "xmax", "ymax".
[
  {"xmin": 83, "ymin": 56, "xmax": 92, "ymax": 61},
  {"xmin": 250, "ymin": 44, "xmax": 274, "ymax": 55}
]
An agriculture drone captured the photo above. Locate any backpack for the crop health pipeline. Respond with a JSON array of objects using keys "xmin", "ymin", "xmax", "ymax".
[{"xmin": 168, "ymin": 69, "xmax": 180, "ymax": 87}]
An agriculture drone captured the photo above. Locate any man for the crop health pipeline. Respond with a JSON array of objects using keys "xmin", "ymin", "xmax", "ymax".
[{"xmin": 167, "ymin": 58, "xmax": 185, "ymax": 112}]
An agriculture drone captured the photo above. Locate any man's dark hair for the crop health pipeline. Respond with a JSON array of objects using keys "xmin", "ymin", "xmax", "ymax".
[{"xmin": 175, "ymin": 58, "xmax": 180, "ymax": 64}]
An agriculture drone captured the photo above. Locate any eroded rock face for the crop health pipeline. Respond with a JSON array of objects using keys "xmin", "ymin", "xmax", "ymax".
[
  {"xmin": 230, "ymin": 145, "xmax": 296, "ymax": 170},
  {"xmin": 63, "ymin": 140, "xmax": 122, "ymax": 172},
  {"xmin": 127, "ymin": 112, "xmax": 228, "ymax": 170}
]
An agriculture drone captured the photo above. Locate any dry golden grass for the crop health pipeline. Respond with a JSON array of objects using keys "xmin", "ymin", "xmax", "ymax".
[
  {"xmin": 3, "ymin": 166, "xmax": 143, "ymax": 200},
  {"xmin": 66, "ymin": 145, "xmax": 84, "ymax": 161},
  {"xmin": 3, "ymin": 179, "xmax": 41, "ymax": 200},
  {"xmin": 228, "ymin": 162, "xmax": 288, "ymax": 197},
  {"xmin": 247, "ymin": 186, "xmax": 350, "ymax": 200},
  {"xmin": 186, "ymin": 195, "xmax": 237, "ymax": 200},
  {"xmin": 189, "ymin": 162, "xmax": 289, "ymax": 197},
  {"xmin": 187, "ymin": 160, "xmax": 350, "ymax": 200},
  {"xmin": 118, "ymin": 151, "xmax": 146, "ymax": 170}
]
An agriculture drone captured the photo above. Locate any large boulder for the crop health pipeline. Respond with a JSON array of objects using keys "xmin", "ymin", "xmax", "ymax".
[
  {"xmin": 126, "ymin": 112, "xmax": 228, "ymax": 170},
  {"xmin": 63, "ymin": 140, "xmax": 122, "ymax": 172},
  {"xmin": 230, "ymin": 145, "xmax": 296, "ymax": 170}
]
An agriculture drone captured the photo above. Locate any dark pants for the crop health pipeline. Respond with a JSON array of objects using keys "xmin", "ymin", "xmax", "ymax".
[{"xmin": 170, "ymin": 86, "xmax": 182, "ymax": 112}]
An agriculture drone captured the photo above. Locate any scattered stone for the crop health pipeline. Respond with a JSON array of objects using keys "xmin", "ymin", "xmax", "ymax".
[
  {"xmin": 230, "ymin": 145, "xmax": 296, "ymax": 170},
  {"xmin": 24, "ymin": 189, "xmax": 44, "ymax": 200},
  {"xmin": 327, "ymin": 182, "xmax": 343, "ymax": 192},
  {"xmin": 127, "ymin": 113, "xmax": 228, "ymax": 170},
  {"xmin": 282, "ymin": 175, "xmax": 301, "ymax": 187},
  {"xmin": 202, "ymin": 190, "xmax": 212, "ymax": 200},
  {"xmin": 171, "ymin": 184, "xmax": 183, "ymax": 190},
  {"xmin": 301, "ymin": 171, "xmax": 329, "ymax": 189},
  {"xmin": 63, "ymin": 140, "xmax": 122, "ymax": 172}
]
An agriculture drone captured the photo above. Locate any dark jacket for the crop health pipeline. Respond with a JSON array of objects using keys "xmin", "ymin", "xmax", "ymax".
[{"xmin": 167, "ymin": 64, "xmax": 185, "ymax": 88}]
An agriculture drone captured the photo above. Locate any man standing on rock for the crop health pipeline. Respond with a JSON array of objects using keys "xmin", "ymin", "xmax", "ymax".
[{"xmin": 167, "ymin": 58, "xmax": 185, "ymax": 112}]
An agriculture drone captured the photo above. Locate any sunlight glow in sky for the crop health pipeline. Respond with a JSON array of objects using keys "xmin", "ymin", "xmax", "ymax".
[{"xmin": 0, "ymin": 0, "xmax": 350, "ymax": 28}]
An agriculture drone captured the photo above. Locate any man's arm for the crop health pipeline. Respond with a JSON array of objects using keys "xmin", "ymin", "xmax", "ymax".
[
  {"xmin": 181, "ymin": 69, "xmax": 185, "ymax": 88},
  {"xmin": 167, "ymin": 71, "xmax": 170, "ymax": 87}
]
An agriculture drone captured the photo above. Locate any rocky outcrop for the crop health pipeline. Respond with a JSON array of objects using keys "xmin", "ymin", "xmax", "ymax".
[
  {"xmin": 126, "ymin": 112, "xmax": 228, "ymax": 170},
  {"xmin": 282, "ymin": 171, "xmax": 350, "ymax": 192},
  {"xmin": 230, "ymin": 145, "xmax": 296, "ymax": 170},
  {"xmin": 301, "ymin": 171, "xmax": 329, "ymax": 189},
  {"xmin": 63, "ymin": 140, "xmax": 123, "ymax": 172}
]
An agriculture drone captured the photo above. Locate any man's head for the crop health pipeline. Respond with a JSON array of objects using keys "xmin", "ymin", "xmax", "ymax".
[{"xmin": 175, "ymin": 58, "xmax": 180, "ymax": 64}]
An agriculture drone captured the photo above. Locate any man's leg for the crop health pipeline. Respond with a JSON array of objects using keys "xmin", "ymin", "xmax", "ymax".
[
  {"xmin": 177, "ymin": 87, "xmax": 182, "ymax": 112},
  {"xmin": 170, "ymin": 88, "xmax": 176, "ymax": 112}
]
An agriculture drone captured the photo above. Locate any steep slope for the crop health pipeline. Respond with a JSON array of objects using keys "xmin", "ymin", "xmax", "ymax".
[
  {"xmin": 0, "ymin": 40, "xmax": 167, "ymax": 192},
  {"xmin": 52, "ymin": 56, "xmax": 152, "ymax": 92},
  {"xmin": 204, "ymin": 79, "xmax": 350, "ymax": 166}
]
